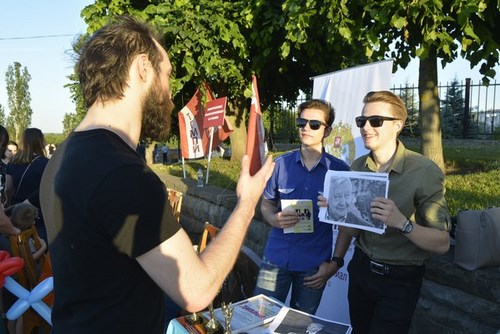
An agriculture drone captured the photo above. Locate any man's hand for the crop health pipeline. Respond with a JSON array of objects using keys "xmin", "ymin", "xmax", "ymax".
[
  {"xmin": 317, "ymin": 194, "xmax": 328, "ymax": 208},
  {"xmin": 236, "ymin": 155, "xmax": 274, "ymax": 209},
  {"xmin": 273, "ymin": 207, "xmax": 300, "ymax": 229},
  {"xmin": 303, "ymin": 261, "xmax": 337, "ymax": 289},
  {"xmin": 371, "ymin": 197, "xmax": 406, "ymax": 229}
]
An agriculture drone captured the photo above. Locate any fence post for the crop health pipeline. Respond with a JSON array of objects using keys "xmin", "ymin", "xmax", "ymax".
[{"xmin": 463, "ymin": 78, "xmax": 471, "ymax": 139}]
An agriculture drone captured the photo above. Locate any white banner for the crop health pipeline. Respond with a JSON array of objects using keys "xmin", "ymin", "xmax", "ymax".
[
  {"xmin": 312, "ymin": 59, "xmax": 393, "ymax": 165},
  {"xmin": 312, "ymin": 60, "xmax": 393, "ymax": 325},
  {"xmin": 179, "ymin": 103, "xmax": 205, "ymax": 159}
]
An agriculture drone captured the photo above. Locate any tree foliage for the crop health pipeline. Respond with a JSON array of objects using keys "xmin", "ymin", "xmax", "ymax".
[
  {"xmin": 44, "ymin": 133, "xmax": 67, "ymax": 146},
  {"xmin": 0, "ymin": 104, "xmax": 5, "ymax": 125},
  {"xmin": 75, "ymin": 0, "xmax": 368, "ymax": 161},
  {"xmin": 396, "ymin": 80, "xmax": 420, "ymax": 137},
  {"xmin": 282, "ymin": 0, "xmax": 499, "ymax": 170},
  {"xmin": 71, "ymin": 0, "xmax": 499, "ymax": 166},
  {"xmin": 63, "ymin": 72, "xmax": 87, "ymax": 136},
  {"xmin": 441, "ymin": 78, "xmax": 465, "ymax": 138},
  {"xmin": 5, "ymin": 62, "xmax": 32, "ymax": 143}
]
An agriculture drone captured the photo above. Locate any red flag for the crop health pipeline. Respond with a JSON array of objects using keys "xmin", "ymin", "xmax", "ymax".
[
  {"xmin": 203, "ymin": 82, "xmax": 233, "ymax": 147},
  {"xmin": 246, "ymin": 75, "xmax": 267, "ymax": 175},
  {"xmin": 178, "ymin": 84, "xmax": 233, "ymax": 159},
  {"xmin": 178, "ymin": 87, "xmax": 205, "ymax": 159}
]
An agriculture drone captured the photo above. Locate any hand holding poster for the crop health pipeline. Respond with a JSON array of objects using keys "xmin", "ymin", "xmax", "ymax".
[{"xmin": 318, "ymin": 171, "xmax": 389, "ymax": 234}]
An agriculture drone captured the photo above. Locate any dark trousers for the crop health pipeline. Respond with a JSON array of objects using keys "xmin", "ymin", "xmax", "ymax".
[{"xmin": 347, "ymin": 248, "xmax": 425, "ymax": 334}]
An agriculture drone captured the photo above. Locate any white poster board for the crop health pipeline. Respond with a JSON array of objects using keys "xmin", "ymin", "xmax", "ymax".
[
  {"xmin": 311, "ymin": 60, "xmax": 393, "ymax": 324},
  {"xmin": 312, "ymin": 60, "xmax": 393, "ymax": 165}
]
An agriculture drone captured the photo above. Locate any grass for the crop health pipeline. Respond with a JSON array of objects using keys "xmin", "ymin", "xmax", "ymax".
[{"xmin": 154, "ymin": 139, "xmax": 499, "ymax": 216}]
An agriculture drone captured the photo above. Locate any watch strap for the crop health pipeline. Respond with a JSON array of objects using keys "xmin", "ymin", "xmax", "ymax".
[
  {"xmin": 401, "ymin": 219, "xmax": 413, "ymax": 234},
  {"xmin": 330, "ymin": 256, "xmax": 344, "ymax": 268}
]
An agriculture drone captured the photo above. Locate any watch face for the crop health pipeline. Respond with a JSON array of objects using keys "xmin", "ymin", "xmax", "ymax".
[{"xmin": 403, "ymin": 220, "xmax": 413, "ymax": 233}]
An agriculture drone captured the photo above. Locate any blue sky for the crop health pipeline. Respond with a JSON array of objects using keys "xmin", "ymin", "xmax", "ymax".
[
  {"xmin": 0, "ymin": 1, "xmax": 498, "ymax": 134},
  {"xmin": 0, "ymin": 0, "xmax": 92, "ymax": 133}
]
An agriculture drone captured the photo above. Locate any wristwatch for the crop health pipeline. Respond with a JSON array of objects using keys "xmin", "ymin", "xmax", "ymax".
[
  {"xmin": 329, "ymin": 256, "xmax": 344, "ymax": 268},
  {"xmin": 400, "ymin": 219, "xmax": 414, "ymax": 234}
]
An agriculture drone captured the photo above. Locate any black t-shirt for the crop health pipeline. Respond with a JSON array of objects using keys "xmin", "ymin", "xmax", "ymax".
[{"xmin": 40, "ymin": 129, "xmax": 180, "ymax": 334}]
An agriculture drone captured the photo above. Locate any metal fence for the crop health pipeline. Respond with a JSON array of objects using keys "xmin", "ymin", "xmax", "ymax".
[{"xmin": 269, "ymin": 79, "xmax": 500, "ymax": 145}]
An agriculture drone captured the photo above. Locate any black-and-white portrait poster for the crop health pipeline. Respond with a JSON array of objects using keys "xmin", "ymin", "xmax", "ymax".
[
  {"xmin": 268, "ymin": 307, "xmax": 351, "ymax": 334},
  {"xmin": 319, "ymin": 171, "xmax": 389, "ymax": 234}
]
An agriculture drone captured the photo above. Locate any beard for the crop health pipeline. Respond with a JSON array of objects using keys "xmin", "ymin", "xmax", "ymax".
[{"xmin": 140, "ymin": 76, "xmax": 175, "ymax": 141}]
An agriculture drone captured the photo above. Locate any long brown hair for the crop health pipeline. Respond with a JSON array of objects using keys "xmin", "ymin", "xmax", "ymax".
[{"xmin": 11, "ymin": 128, "xmax": 46, "ymax": 165}]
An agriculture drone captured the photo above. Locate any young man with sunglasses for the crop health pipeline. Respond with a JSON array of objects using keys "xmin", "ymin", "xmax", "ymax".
[
  {"xmin": 324, "ymin": 91, "xmax": 450, "ymax": 333},
  {"xmin": 254, "ymin": 99, "xmax": 349, "ymax": 315}
]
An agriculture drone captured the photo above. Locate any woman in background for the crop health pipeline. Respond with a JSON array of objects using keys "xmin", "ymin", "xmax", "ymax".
[
  {"xmin": 0, "ymin": 126, "xmax": 10, "ymax": 203},
  {"xmin": 5, "ymin": 141, "xmax": 19, "ymax": 161},
  {"xmin": 5, "ymin": 128, "xmax": 49, "ymax": 241}
]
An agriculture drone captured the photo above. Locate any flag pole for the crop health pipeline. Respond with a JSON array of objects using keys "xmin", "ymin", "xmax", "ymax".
[
  {"xmin": 206, "ymin": 127, "xmax": 215, "ymax": 184},
  {"xmin": 182, "ymin": 157, "xmax": 186, "ymax": 179}
]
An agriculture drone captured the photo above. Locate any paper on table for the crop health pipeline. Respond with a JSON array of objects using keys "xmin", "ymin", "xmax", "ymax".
[
  {"xmin": 268, "ymin": 306, "xmax": 352, "ymax": 334},
  {"xmin": 201, "ymin": 294, "xmax": 284, "ymax": 333}
]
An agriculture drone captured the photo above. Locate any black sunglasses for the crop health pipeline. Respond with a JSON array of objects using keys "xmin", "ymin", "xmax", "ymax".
[
  {"xmin": 355, "ymin": 115, "xmax": 400, "ymax": 128},
  {"xmin": 296, "ymin": 118, "xmax": 328, "ymax": 130}
]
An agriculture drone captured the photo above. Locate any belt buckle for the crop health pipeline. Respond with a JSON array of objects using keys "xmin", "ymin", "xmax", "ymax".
[{"xmin": 370, "ymin": 260, "xmax": 387, "ymax": 275}]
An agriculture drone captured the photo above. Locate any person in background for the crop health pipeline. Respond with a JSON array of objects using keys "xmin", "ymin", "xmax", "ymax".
[
  {"xmin": 136, "ymin": 139, "xmax": 146, "ymax": 161},
  {"xmin": 0, "ymin": 126, "xmax": 10, "ymax": 203},
  {"xmin": 5, "ymin": 141, "xmax": 19, "ymax": 161},
  {"xmin": 39, "ymin": 16, "xmax": 274, "ymax": 334},
  {"xmin": 47, "ymin": 144, "xmax": 56, "ymax": 158},
  {"xmin": 6, "ymin": 202, "xmax": 47, "ymax": 334},
  {"xmin": 253, "ymin": 99, "xmax": 349, "ymax": 315},
  {"xmin": 5, "ymin": 128, "xmax": 49, "ymax": 242},
  {"xmin": 161, "ymin": 144, "xmax": 169, "ymax": 164},
  {"xmin": 153, "ymin": 143, "xmax": 160, "ymax": 163},
  {"xmin": 320, "ymin": 90, "xmax": 450, "ymax": 333},
  {"xmin": 9, "ymin": 202, "xmax": 47, "ymax": 259}
]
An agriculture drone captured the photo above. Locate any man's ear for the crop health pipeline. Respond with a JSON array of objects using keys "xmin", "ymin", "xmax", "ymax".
[
  {"xmin": 396, "ymin": 120, "xmax": 404, "ymax": 132},
  {"xmin": 137, "ymin": 54, "xmax": 150, "ymax": 82}
]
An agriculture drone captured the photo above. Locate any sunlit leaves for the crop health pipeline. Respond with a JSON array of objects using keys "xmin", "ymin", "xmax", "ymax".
[{"xmin": 390, "ymin": 14, "xmax": 407, "ymax": 29}]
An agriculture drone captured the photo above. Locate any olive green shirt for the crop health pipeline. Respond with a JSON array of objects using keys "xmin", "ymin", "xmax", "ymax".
[{"xmin": 352, "ymin": 140, "xmax": 450, "ymax": 265}]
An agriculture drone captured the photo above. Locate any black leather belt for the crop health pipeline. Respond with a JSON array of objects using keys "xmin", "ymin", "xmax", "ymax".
[
  {"xmin": 354, "ymin": 248, "xmax": 425, "ymax": 279},
  {"xmin": 369, "ymin": 260, "xmax": 390, "ymax": 275}
]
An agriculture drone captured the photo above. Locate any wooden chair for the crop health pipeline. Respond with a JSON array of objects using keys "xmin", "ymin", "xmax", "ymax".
[
  {"xmin": 167, "ymin": 189, "xmax": 183, "ymax": 224},
  {"xmin": 9, "ymin": 226, "xmax": 52, "ymax": 334},
  {"xmin": 198, "ymin": 222, "xmax": 219, "ymax": 252}
]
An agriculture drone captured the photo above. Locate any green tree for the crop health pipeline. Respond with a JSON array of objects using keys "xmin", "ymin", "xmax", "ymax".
[
  {"xmin": 63, "ymin": 72, "xmax": 87, "ymax": 136},
  {"xmin": 441, "ymin": 78, "xmax": 465, "ymax": 139},
  {"xmin": 364, "ymin": 1, "xmax": 498, "ymax": 170},
  {"xmin": 44, "ymin": 133, "xmax": 67, "ymax": 146},
  {"xmin": 63, "ymin": 35, "xmax": 88, "ymax": 136},
  {"xmin": 396, "ymin": 80, "xmax": 419, "ymax": 137},
  {"xmin": 5, "ymin": 62, "xmax": 32, "ymax": 143},
  {"xmin": 281, "ymin": 0, "xmax": 499, "ymax": 171},
  {"xmin": 0, "ymin": 104, "xmax": 6, "ymax": 125},
  {"xmin": 73, "ymin": 1, "xmax": 499, "ymax": 167},
  {"xmin": 76, "ymin": 0, "xmax": 367, "ymax": 162}
]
